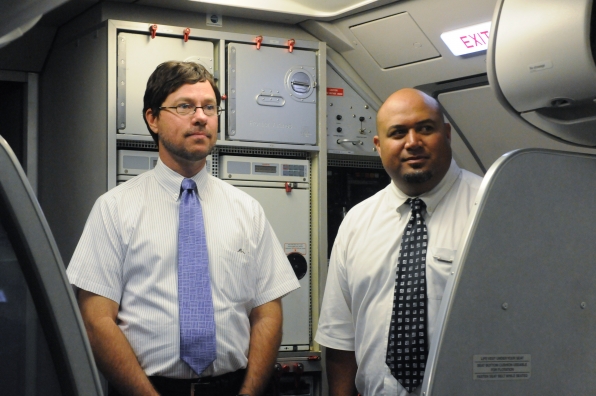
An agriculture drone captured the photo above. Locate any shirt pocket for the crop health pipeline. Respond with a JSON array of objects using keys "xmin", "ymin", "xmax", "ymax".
[
  {"xmin": 212, "ymin": 247, "xmax": 255, "ymax": 304},
  {"xmin": 426, "ymin": 247, "xmax": 456, "ymax": 300}
]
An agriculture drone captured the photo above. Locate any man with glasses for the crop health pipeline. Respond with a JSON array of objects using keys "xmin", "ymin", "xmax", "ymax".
[{"xmin": 67, "ymin": 61, "xmax": 300, "ymax": 396}]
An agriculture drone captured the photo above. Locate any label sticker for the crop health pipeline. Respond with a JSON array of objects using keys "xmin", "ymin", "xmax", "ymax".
[
  {"xmin": 327, "ymin": 87, "xmax": 344, "ymax": 96},
  {"xmin": 473, "ymin": 354, "xmax": 531, "ymax": 380},
  {"xmin": 284, "ymin": 243, "xmax": 307, "ymax": 255}
]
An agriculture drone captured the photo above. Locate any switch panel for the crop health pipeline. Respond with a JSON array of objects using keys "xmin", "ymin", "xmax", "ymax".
[{"xmin": 326, "ymin": 65, "xmax": 378, "ymax": 156}]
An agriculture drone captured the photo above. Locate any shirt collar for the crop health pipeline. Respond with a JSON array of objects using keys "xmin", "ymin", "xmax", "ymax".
[
  {"xmin": 388, "ymin": 159, "xmax": 461, "ymax": 215},
  {"xmin": 153, "ymin": 158, "xmax": 211, "ymax": 201}
]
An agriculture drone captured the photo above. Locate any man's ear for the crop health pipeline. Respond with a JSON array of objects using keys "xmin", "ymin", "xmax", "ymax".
[
  {"xmin": 444, "ymin": 122, "xmax": 452, "ymax": 142},
  {"xmin": 373, "ymin": 135, "xmax": 382, "ymax": 156},
  {"xmin": 145, "ymin": 108, "xmax": 159, "ymax": 133}
]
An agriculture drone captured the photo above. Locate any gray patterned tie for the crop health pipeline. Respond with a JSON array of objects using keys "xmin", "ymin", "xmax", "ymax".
[
  {"xmin": 386, "ymin": 198, "xmax": 428, "ymax": 393},
  {"xmin": 178, "ymin": 178, "xmax": 216, "ymax": 375}
]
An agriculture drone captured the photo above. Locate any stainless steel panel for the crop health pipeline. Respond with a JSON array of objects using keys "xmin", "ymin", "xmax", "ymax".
[
  {"xmin": 117, "ymin": 32, "xmax": 214, "ymax": 136},
  {"xmin": 220, "ymin": 155, "xmax": 311, "ymax": 349},
  {"xmin": 227, "ymin": 43, "xmax": 317, "ymax": 145}
]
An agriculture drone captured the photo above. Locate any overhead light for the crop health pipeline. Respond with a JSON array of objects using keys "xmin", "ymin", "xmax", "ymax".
[{"xmin": 441, "ymin": 21, "xmax": 491, "ymax": 56}]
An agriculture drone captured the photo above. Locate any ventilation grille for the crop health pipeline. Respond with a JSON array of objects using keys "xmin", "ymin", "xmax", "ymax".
[
  {"xmin": 116, "ymin": 140, "xmax": 158, "ymax": 150},
  {"xmin": 328, "ymin": 158, "xmax": 384, "ymax": 169}
]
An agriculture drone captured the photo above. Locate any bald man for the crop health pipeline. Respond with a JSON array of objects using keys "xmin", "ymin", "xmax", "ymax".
[{"xmin": 315, "ymin": 89, "xmax": 482, "ymax": 395}]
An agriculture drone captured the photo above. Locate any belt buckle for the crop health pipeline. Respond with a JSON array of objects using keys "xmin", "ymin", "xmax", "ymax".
[{"xmin": 190, "ymin": 378, "xmax": 212, "ymax": 396}]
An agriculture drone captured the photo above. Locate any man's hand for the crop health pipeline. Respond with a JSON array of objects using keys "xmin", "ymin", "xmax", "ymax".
[
  {"xmin": 77, "ymin": 289, "xmax": 159, "ymax": 396},
  {"xmin": 238, "ymin": 298, "xmax": 283, "ymax": 396}
]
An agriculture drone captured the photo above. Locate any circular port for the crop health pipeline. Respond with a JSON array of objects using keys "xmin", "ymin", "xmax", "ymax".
[{"xmin": 287, "ymin": 252, "xmax": 307, "ymax": 280}]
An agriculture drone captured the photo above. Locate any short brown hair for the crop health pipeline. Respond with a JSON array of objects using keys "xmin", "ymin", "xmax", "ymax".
[{"xmin": 143, "ymin": 61, "xmax": 221, "ymax": 145}]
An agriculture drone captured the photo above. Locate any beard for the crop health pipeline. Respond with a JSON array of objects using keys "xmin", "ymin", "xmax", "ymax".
[
  {"xmin": 159, "ymin": 133, "xmax": 211, "ymax": 162},
  {"xmin": 403, "ymin": 169, "xmax": 433, "ymax": 184}
]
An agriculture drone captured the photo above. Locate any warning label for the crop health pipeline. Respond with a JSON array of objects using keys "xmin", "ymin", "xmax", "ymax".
[
  {"xmin": 327, "ymin": 87, "xmax": 344, "ymax": 96},
  {"xmin": 284, "ymin": 243, "xmax": 307, "ymax": 255},
  {"xmin": 473, "ymin": 354, "xmax": 531, "ymax": 380}
]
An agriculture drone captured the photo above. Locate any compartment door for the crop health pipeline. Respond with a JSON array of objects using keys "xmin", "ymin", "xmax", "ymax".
[
  {"xmin": 228, "ymin": 43, "xmax": 317, "ymax": 145},
  {"xmin": 237, "ymin": 185, "xmax": 311, "ymax": 349},
  {"xmin": 117, "ymin": 32, "xmax": 214, "ymax": 136}
]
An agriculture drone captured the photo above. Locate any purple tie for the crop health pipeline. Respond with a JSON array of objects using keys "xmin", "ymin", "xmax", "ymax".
[{"xmin": 178, "ymin": 178, "xmax": 216, "ymax": 375}]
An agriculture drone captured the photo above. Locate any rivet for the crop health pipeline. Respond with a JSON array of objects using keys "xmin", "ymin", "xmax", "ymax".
[
  {"xmin": 502, "ymin": 303, "xmax": 508, "ymax": 310},
  {"xmin": 581, "ymin": 302, "xmax": 587, "ymax": 309}
]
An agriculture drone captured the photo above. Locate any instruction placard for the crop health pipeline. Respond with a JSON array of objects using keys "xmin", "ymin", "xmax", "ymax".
[
  {"xmin": 473, "ymin": 354, "xmax": 531, "ymax": 380},
  {"xmin": 327, "ymin": 87, "xmax": 344, "ymax": 96},
  {"xmin": 284, "ymin": 243, "xmax": 307, "ymax": 256}
]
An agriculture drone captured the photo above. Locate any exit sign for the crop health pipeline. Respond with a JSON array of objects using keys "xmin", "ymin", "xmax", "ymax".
[{"xmin": 441, "ymin": 21, "xmax": 491, "ymax": 56}]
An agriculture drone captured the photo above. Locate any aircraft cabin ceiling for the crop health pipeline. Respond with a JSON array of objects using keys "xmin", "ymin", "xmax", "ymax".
[
  {"xmin": 0, "ymin": 0, "xmax": 496, "ymax": 79},
  {"xmin": 139, "ymin": 0, "xmax": 401, "ymax": 22},
  {"xmin": 2, "ymin": 0, "xmax": 595, "ymax": 175}
]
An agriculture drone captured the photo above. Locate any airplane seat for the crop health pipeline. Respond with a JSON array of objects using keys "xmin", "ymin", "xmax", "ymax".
[
  {"xmin": 422, "ymin": 1, "xmax": 596, "ymax": 394},
  {"xmin": 0, "ymin": 135, "xmax": 102, "ymax": 396}
]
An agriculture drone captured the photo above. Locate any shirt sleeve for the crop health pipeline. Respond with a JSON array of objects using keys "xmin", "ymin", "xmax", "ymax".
[
  {"xmin": 66, "ymin": 195, "xmax": 125, "ymax": 304},
  {"xmin": 314, "ymin": 224, "xmax": 356, "ymax": 351},
  {"xmin": 251, "ymin": 200, "xmax": 301, "ymax": 307}
]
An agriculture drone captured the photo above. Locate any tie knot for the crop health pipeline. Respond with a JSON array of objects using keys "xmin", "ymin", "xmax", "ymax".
[
  {"xmin": 181, "ymin": 178, "xmax": 197, "ymax": 192},
  {"xmin": 408, "ymin": 197, "xmax": 426, "ymax": 212}
]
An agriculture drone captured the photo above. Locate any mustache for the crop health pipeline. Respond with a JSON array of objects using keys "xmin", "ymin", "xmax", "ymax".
[{"xmin": 184, "ymin": 128, "xmax": 211, "ymax": 138}]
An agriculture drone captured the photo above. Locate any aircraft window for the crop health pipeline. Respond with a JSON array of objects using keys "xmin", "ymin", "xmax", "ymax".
[{"xmin": 0, "ymin": 223, "xmax": 62, "ymax": 395}]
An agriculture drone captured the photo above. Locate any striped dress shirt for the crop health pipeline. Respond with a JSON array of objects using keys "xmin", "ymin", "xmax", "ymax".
[{"xmin": 67, "ymin": 159, "xmax": 300, "ymax": 378}]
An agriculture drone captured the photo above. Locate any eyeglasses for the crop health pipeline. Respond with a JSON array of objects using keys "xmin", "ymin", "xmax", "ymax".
[{"xmin": 159, "ymin": 103, "xmax": 224, "ymax": 117}]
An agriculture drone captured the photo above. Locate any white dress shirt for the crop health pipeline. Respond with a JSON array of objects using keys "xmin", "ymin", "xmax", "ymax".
[
  {"xmin": 67, "ymin": 159, "xmax": 300, "ymax": 378},
  {"xmin": 315, "ymin": 160, "xmax": 481, "ymax": 396}
]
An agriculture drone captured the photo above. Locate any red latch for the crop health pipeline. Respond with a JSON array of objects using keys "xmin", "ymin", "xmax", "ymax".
[
  {"xmin": 285, "ymin": 182, "xmax": 292, "ymax": 193},
  {"xmin": 221, "ymin": 94, "xmax": 228, "ymax": 101},
  {"xmin": 255, "ymin": 35, "xmax": 263, "ymax": 50},
  {"xmin": 288, "ymin": 38, "xmax": 295, "ymax": 53},
  {"xmin": 183, "ymin": 28, "xmax": 191, "ymax": 42},
  {"xmin": 150, "ymin": 24, "xmax": 158, "ymax": 39}
]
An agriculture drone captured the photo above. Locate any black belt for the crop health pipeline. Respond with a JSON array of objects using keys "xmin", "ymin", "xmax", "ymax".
[{"xmin": 149, "ymin": 369, "xmax": 246, "ymax": 396}]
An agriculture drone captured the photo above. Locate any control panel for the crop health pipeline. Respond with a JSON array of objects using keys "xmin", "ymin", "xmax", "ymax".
[
  {"xmin": 117, "ymin": 150, "xmax": 212, "ymax": 184},
  {"xmin": 220, "ymin": 156, "xmax": 309, "ymax": 184},
  {"xmin": 326, "ymin": 64, "xmax": 378, "ymax": 156}
]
